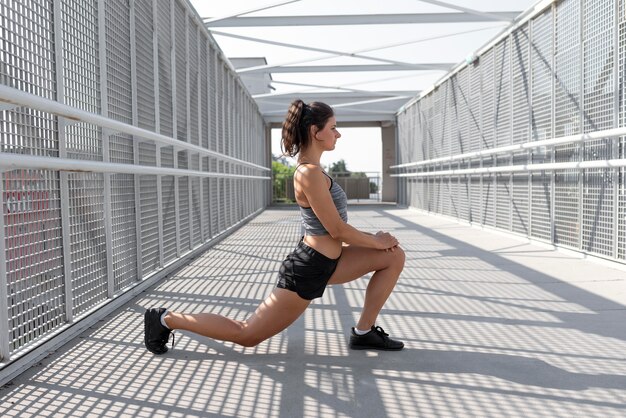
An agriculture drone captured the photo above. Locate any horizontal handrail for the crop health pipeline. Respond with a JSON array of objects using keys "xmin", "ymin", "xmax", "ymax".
[
  {"xmin": 0, "ymin": 84, "xmax": 269, "ymax": 172},
  {"xmin": 390, "ymin": 126, "xmax": 626, "ymax": 170},
  {"xmin": 391, "ymin": 158, "xmax": 626, "ymax": 177},
  {"xmin": 0, "ymin": 153, "xmax": 270, "ymax": 179}
]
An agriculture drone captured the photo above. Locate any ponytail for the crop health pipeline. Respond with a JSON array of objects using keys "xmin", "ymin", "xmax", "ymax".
[{"xmin": 281, "ymin": 100, "xmax": 334, "ymax": 157}]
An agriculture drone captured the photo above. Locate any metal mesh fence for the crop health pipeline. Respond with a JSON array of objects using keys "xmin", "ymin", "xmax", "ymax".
[
  {"xmin": 617, "ymin": 2, "xmax": 626, "ymax": 260},
  {"xmin": 0, "ymin": 0, "xmax": 269, "ymax": 361},
  {"xmin": 395, "ymin": 0, "xmax": 624, "ymax": 264}
]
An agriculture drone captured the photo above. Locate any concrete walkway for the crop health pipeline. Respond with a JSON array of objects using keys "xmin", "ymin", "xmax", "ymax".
[{"xmin": 1, "ymin": 206, "xmax": 626, "ymax": 417}]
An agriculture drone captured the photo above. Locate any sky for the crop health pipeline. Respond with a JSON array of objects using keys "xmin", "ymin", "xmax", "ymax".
[{"xmin": 190, "ymin": 0, "xmax": 538, "ymax": 173}]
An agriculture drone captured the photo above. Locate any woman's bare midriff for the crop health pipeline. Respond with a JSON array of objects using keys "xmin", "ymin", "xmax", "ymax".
[{"xmin": 303, "ymin": 234, "xmax": 343, "ymax": 260}]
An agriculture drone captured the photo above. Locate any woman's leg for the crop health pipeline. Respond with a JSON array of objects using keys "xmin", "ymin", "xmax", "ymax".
[
  {"xmin": 164, "ymin": 288, "xmax": 311, "ymax": 347},
  {"xmin": 328, "ymin": 246, "xmax": 405, "ymax": 330}
]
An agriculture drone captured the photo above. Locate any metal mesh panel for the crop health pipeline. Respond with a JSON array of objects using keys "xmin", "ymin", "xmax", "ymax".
[
  {"xmin": 0, "ymin": 0, "xmax": 58, "ymax": 157},
  {"xmin": 200, "ymin": 38, "xmax": 209, "ymax": 150},
  {"xmin": 0, "ymin": 0, "xmax": 56, "ymax": 98},
  {"xmin": 415, "ymin": 104, "xmax": 424, "ymax": 161},
  {"xmin": 218, "ymin": 178, "xmax": 226, "ymax": 232},
  {"xmin": 209, "ymin": 48, "xmax": 218, "ymax": 152},
  {"xmin": 0, "ymin": 109, "xmax": 58, "ymax": 157},
  {"xmin": 157, "ymin": 4, "xmax": 173, "ymax": 137},
  {"xmin": 432, "ymin": 93, "xmax": 442, "ymax": 159},
  {"xmin": 581, "ymin": 0, "xmax": 615, "ymax": 257},
  {"xmin": 582, "ymin": 0, "xmax": 614, "ymax": 134},
  {"xmin": 104, "ymin": 0, "xmax": 136, "ymax": 289},
  {"xmin": 446, "ymin": 81, "xmax": 456, "ymax": 157},
  {"xmin": 422, "ymin": 96, "xmax": 432, "ymax": 160},
  {"xmin": 61, "ymin": 0, "xmax": 100, "ymax": 114},
  {"xmin": 134, "ymin": 0, "xmax": 156, "ymax": 131},
  {"xmin": 201, "ymin": 177, "xmax": 211, "ymax": 241},
  {"xmin": 511, "ymin": 25, "xmax": 530, "ymax": 144},
  {"xmin": 110, "ymin": 173, "xmax": 137, "ymax": 291},
  {"xmin": 441, "ymin": 177, "xmax": 450, "ymax": 216},
  {"xmin": 458, "ymin": 175, "xmax": 469, "ymax": 221},
  {"xmin": 4, "ymin": 170, "xmax": 64, "ymax": 353},
  {"xmin": 494, "ymin": 39, "xmax": 511, "ymax": 148},
  {"xmin": 582, "ymin": 169, "xmax": 614, "ymax": 255},
  {"xmin": 481, "ymin": 49, "xmax": 495, "ymax": 150},
  {"xmin": 469, "ymin": 62, "xmax": 482, "ymax": 152},
  {"xmin": 160, "ymin": 145, "xmax": 176, "ymax": 261},
  {"xmin": 553, "ymin": 0, "xmax": 582, "ymax": 249},
  {"xmin": 448, "ymin": 177, "xmax": 458, "ymax": 218},
  {"xmin": 555, "ymin": 0, "xmax": 581, "ymax": 138},
  {"xmin": 66, "ymin": 123, "xmax": 102, "ymax": 161},
  {"xmin": 226, "ymin": 166, "xmax": 233, "ymax": 226},
  {"xmin": 617, "ymin": 1, "xmax": 626, "ymax": 260},
  {"xmin": 482, "ymin": 174, "xmax": 494, "ymax": 226},
  {"xmin": 210, "ymin": 160, "xmax": 219, "ymax": 235},
  {"xmin": 554, "ymin": 170, "xmax": 580, "ymax": 248},
  {"xmin": 174, "ymin": 2, "xmax": 186, "ymax": 142},
  {"xmin": 225, "ymin": 75, "xmax": 232, "ymax": 157},
  {"xmin": 449, "ymin": 75, "xmax": 461, "ymax": 155},
  {"xmin": 139, "ymin": 174, "xmax": 159, "ymax": 275},
  {"xmin": 511, "ymin": 170, "xmax": 529, "ymax": 235},
  {"xmin": 495, "ymin": 171, "xmax": 511, "ymax": 230},
  {"xmin": 190, "ymin": 155, "xmax": 201, "ymax": 246},
  {"xmin": 178, "ymin": 152, "xmax": 190, "ymax": 251},
  {"xmin": 105, "ymin": 0, "xmax": 131, "ymax": 124},
  {"xmin": 161, "ymin": 174, "xmax": 176, "ymax": 262},
  {"xmin": 68, "ymin": 173, "xmax": 107, "ymax": 316},
  {"xmin": 530, "ymin": 171, "xmax": 551, "ymax": 240},
  {"xmin": 188, "ymin": 20, "xmax": 199, "ymax": 147},
  {"xmin": 137, "ymin": 126, "xmax": 159, "ymax": 274},
  {"xmin": 469, "ymin": 174, "xmax": 481, "ymax": 223},
  {"xmin": 531, "ymin": 10, "xmax": 554, "ymax": 142},
  {"xmin": 456, "ymin": 68, "xmax": 470, "ymax": 154},
  {"xmin": 441, "ymin": 84, "xmax": 450, "ymax": 159}
]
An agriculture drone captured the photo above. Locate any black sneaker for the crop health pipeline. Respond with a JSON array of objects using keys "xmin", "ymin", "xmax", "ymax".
[
  {"xmin": 144, "ymin": 308, "xmax": 174, "ymax": 354},
  {"xmin": 349, "ymin": 326, "xmax": 404, "ymax": 351}
]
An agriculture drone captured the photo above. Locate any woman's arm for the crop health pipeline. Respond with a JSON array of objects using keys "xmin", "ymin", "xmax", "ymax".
[{"xmin": 297, "ymin": 166, "xmax": 398, "ymax": 250}]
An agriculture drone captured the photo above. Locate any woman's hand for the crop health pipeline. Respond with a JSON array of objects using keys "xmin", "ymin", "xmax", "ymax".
[{"xmin": 374, "ymin": 231, "xmax": 399, "ymax": 252}]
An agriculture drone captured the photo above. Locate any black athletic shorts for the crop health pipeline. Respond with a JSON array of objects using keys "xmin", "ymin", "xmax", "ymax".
[{"xmin": 277, "ymin": 238, "xmax": 340, "ymax": 300}]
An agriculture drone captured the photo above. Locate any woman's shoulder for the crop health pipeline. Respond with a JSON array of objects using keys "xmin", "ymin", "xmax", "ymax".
[
  {"xmin": 295, "ymin": 163, "xmax": 323, "ymax": 178},
  {"xmin": 294, "ymin": 164, "xmax": 329, "ymax": 187}
]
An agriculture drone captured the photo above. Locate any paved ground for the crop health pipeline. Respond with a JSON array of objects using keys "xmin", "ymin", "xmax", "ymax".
[{"xmin": 1, "ymin": 205, "xmax": 626, "ymax": 417}]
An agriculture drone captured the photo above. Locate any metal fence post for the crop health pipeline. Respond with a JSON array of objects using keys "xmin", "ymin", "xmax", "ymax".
[
  {"xmin": 185, "ymin": 9, "xmax": 193, "ymax": 251},
  {"xmin": 129, "ymin": 0, "xmax": 143, "ymax": 281},
  {"xmin": 0, "ymin": 178, "xmax": 11, "ymax": 360},
  {"xmin": 197, "ymin": 25, "xmax": 205, "ymax": 243},
  {"xmin": 613, "ymin": 0, "xmax": 620, "ymax": 259},
  {"xmin": 170, "ymin": 2, "xmax": 181, "ymax": 257},
  {"xmin": 53, "ymin": 0, "xmax": 74, "ymax": 322},
  {"xmin": 97, "ymin": 0, "xmax": 115, "ymax": 298},
  {"xmin": 152, "ymin": 0, "xmax": 165, "ymax": 268}
]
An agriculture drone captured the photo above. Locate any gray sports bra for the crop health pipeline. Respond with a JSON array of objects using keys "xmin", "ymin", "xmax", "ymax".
[{"xmin": 296, "ymin": 164, "xmax": 348, "ymax": 236}]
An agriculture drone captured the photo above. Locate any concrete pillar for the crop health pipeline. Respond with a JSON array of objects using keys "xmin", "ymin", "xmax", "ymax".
[{"xmin": 381, "ymin": 125, "xmax": 397, "ymax": 202}]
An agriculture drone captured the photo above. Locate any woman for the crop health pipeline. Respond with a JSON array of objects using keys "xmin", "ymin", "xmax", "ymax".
[{"xmin": 145, "ymin": 100, "xmax": 405, "ymax": 354}]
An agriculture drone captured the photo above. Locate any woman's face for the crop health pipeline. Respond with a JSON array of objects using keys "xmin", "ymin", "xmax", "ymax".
[{"xmin": 313, "ymin": 116, "xmax": 341, "ymax": 150}]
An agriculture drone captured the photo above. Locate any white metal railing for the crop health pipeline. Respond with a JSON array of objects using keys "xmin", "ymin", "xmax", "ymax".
[
  {"xmin": 390, "ymin": 127, "xmax": 626, "ymax": 170},
  {"xmin": 0, "ymin": 85, "xmax": 269, "ymax": 173},
  {"xmin": 391, "ymin": 126, "xmax": 626, "ymax": 177}
]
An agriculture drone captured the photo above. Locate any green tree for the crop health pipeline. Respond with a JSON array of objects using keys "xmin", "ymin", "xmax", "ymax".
[
  {"xmin": 272, "ymin": 160, "xmax": 296, "ymax": 202},
  {"xmin": 329, "ymin": 159, "xmax": 350, "ymax": 177}
]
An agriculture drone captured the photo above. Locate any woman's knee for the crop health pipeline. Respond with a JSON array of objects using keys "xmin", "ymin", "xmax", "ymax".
[
  {"xmin": 238, "ymin": 335, "xmax": 263, "ymax": 348},
  {"xmin": 390, "ymin": 246, "xmax": 405, "ymax": 271},
  {"xmin": 235, "ymin": 324, "xmax": 267, "ymax": 347}
]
